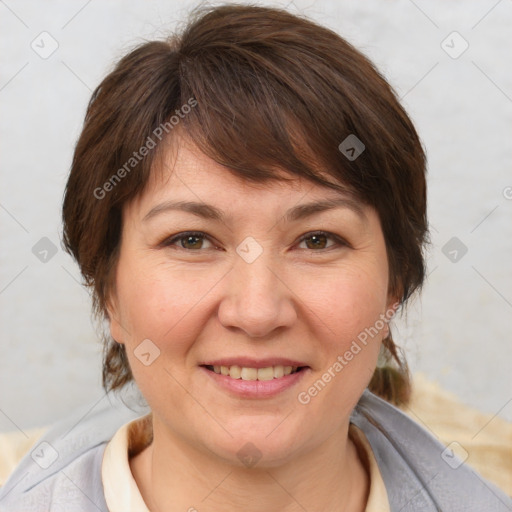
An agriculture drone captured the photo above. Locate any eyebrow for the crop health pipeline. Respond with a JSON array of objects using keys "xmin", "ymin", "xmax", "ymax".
[{"xmin": 142, "ymin": 197, "xmax": 367, "ymax": 224}]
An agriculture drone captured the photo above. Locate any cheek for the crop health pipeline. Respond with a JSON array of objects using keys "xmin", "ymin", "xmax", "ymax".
[
  {"xmin": 282, "ymin": 257, "xmax": 390, "ymax": 445},
  {"xmin": 298, "ymin": 263, "xmax": 387, "ymax": 395},
  {"xmin": 115, "ymin": 257, "xmax": 222, "ymax": 350},
  {"xmin": 301, "ymin": 260, "xmax": 389, "ymax": 341},
  {"xmin": 113, "ymin": 259, "xmax": 207, "ymax": 408}
]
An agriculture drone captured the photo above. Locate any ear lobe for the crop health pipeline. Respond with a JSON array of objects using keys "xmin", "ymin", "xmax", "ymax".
[
  {"xmin": 386, "ymin": 298, "xmax": 401, "ymax": 317},
  {"xmin": 105, "ymin": 291, "xmax": 117, "ymax": 323},
  {"xmin": 386, "ymin": 284, "xmax": 402, "ymax": 315},
  {"xmin": 105, "ymin": 294, "xmax": 126, "ymax": 345},
  {"xmin": 383, "ymin": 295, "xmax": 401, "ymax": 337}
]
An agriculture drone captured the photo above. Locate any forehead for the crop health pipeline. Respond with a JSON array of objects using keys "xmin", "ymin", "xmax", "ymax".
[
  {"xmin": 130, "ymin": 133, "xmax": 366, "ymax": 221},
  {"xmin": 152, "ymin": 134, "xmax": 308, "ymax": 193}
]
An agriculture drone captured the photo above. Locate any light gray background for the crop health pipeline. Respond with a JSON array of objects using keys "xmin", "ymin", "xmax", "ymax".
[{"xmin": 1, "ymin": 0, "xmax": 511, "ymax": 432}]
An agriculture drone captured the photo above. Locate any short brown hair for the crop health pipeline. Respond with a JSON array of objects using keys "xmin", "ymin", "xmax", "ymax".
[{"xmin": 62, "ymin": 3, "xmax": 428, "ymax": 405}]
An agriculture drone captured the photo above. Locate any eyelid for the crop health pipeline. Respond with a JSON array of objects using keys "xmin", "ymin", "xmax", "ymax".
[{"xmin": 160, "ymin": 230, "xmax": 349, "ymax": 251}]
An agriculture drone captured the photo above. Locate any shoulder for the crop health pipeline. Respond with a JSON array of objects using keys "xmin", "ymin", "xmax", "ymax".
[
  {"xmin": 0, "ymin": 392, "xmax": 148, "ymax": 511},
  {"xmin": 351, "ymin": 389, "xmax": 512, "ymax": 512}
]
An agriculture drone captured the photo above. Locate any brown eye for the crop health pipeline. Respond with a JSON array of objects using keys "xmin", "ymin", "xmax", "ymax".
[
  {"xmin": 298, "ymin": 231, "xmax": 346, "ymax": 251},
  {"xmin": 162, "ymin": 232, "xmax": 214, "ymax": 250},
  {"xmin": 303, "ymin": 233, "xmax": 328, "ymax": 250},
  {"xmin": 180, "ymin": 234, "xmax": 204, "ymax": 250}
]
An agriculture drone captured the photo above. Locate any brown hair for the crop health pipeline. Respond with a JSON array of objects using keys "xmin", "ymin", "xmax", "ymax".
[{"xmin": 62, "ymin": 3, "xmax": 428, "ymax": 406}]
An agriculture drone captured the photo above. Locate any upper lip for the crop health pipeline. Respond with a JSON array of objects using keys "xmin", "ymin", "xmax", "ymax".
[{"xmin": 200, "ymin": 357, "xmax": 309, "ymax": 369}]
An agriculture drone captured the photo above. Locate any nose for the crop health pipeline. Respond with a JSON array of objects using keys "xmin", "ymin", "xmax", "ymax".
[{"xmin": 217, "ymin": 246, "xmax": 297, "ymax": 338}]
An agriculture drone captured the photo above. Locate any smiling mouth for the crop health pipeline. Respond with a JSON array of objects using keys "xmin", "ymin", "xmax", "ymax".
[{"xmin": 202, "ymin": 364, "xmax": 307, "ymax": 381}]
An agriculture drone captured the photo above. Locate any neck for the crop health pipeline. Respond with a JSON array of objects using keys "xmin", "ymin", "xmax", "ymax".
[{"xmin": 130, "ymin": 418, "xmax": 369, "ymax": 512}]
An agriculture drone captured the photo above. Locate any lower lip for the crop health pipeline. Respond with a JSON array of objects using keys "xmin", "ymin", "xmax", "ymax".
[{"xmin": 200, "ymin": 366, "xmax": 310, "ymax": 399}]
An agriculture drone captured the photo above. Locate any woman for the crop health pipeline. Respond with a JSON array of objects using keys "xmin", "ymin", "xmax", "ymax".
[{"xmin": 1, "ymin": 3, "xmax": 510, "ymax": 511}]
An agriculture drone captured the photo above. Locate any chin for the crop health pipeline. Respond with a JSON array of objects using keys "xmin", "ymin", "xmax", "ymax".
[
  {"xmin": 209, "ymin": 437, "xmax": 302, "ymax": 470},
  {"xmin": 197, "ymin": 415, "xmax": 311, "ymax": 469}
]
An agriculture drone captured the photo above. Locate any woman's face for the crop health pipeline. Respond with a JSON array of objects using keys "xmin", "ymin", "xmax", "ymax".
[{"xmin": 108, "ymin": 134, "xmax": 397, "ymax": 467}]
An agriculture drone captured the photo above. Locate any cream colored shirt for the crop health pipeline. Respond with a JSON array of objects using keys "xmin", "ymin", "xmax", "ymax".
[{"xmin": 101, "ymin": 415, "xmax": 390, "ymax": 512}]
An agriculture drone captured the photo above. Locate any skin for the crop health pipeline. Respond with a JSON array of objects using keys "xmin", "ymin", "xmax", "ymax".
[{"xmin": 107, "ymin": 133, "xmax": 398, "ymax": 512}]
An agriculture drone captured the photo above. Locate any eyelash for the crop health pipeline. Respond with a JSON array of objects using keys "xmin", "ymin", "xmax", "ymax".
[{"xmin": 160, "ymin": 230, "xmax": 348, "ymax": 252}]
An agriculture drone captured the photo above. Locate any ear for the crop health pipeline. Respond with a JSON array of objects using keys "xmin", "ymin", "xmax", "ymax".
[
  {"xmin": 383, "ymin": 293, "xmax": 401, "ymax": 338},
  {"xmin": 105, "ymin": 291, "xmax": 127, "ymax": 345},
  {"xmin": 386, "ymin": 279, "xmax": 403, "ymax": 319},
  {"xmin": 385, "ymin": 296, "xmax": 401, "ymax": 316}
]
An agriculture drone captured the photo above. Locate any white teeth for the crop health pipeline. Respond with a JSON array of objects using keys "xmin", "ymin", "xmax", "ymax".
[
  {"xmin": 229, "ymin": 365, "xmax": 241, "ymax": 379},
  {"xmin": 241, "ymin": 367, "xmax": 258, "ymax": 380},
  {"xmin": 257, "ymin": 367, "xmax": 274, "ymax": 381},
  {"xmin": 209, "ymin": 364, "xmax": 300, "ymax": 380},
  {"xmin": 274, "ymin": 365, "xmax": 284, "ymax": 378}
]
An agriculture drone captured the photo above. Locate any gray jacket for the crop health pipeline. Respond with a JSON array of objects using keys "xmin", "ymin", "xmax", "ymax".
[{"xmin": 0, "ymin": 389, "xmax": 511, "ymax": 511}]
